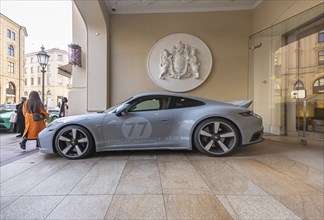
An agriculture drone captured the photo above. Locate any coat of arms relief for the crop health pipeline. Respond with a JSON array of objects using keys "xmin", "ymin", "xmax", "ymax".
[{"xmin": 159, "ymin": 41, "xmax": 200, "ymax": 80}]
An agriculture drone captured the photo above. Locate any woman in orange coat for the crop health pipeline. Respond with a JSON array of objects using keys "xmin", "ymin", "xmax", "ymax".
[{"xmin": 20, "ymin": 91, "xmax": 49, "ymax": 150}]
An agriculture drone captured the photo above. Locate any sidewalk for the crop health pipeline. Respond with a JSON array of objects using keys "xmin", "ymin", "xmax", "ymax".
[
  {"xmin": 0, "ymin": 135, "xmax": 323, "ymax": 219},
  {"xmin": 0, "ymin": 133, "xmax": 38, "ymax": 167}
]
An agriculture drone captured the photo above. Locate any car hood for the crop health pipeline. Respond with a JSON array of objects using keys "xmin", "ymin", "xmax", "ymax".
[
  {"xmin": 0, "ymin": 109, "xmax": 14, "ymax": 115},
  {"xmin": 52, "ymin": 112, "xmax": 107, "ymax": 124},
  {"xmin": 0, "ymin": 110, "xmax": 14, "ymax": 117}
]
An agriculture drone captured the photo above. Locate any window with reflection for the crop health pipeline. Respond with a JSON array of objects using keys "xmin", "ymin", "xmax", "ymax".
[
  {"xmin": 8, "ymin": 62, "xmax": 14, "ymax": 73},
  {"xmin": 319, "ymin": 51, "xmax": 324, "ymax": 65},
  {"xmin": 319, "ymin": 30, "xmax": 324, "ymax": 42},
  {"xmin": 313, "ymin": 77, "xmax": 324, "ymax": 94},
  {"xmin": 294, "ymin": 80, "xmax": 305, "ymax": 90},
  {"xmin": 8, "ymin": 45, "xmax": 14, "ymax": 56}
]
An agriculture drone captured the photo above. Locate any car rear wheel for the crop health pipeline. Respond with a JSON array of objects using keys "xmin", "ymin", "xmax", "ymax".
[
  {"xmin": 193, "ymin": 118, "xmax": 239, "ymax": 156},
  {"xmin": 55, "ymin": 125, "xmax": 94, "ymax": 159}
]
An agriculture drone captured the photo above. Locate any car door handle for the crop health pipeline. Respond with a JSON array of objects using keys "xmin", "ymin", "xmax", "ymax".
[{"xmin": 160, "ymin": 119, "xmax": 171, "ymax": 122}]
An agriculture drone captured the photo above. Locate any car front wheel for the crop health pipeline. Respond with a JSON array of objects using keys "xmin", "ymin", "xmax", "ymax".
[
  {"xmin": 55, "ymin": 125, "xmax": 94, "ymax": 159},
  {"xmin": 193, "ymin": 118, "xmax": 239, "ymax": 156}
]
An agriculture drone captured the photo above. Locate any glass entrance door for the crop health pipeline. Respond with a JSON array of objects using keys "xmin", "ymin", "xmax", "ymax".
[
  {"xmin": 249, "ymin": 4, "xmax": 324, "ymax": 145},
  {"xmin": 284, "ymin": 24, "xmax": 324, "ymax": 144}
]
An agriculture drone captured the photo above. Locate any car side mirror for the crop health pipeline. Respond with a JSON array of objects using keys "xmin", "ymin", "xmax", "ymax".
[{"xmin": 115, "ymin": 103, "xmax": 130, "ymax": 117}]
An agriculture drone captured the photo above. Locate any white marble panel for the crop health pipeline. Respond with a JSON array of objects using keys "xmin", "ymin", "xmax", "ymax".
[
  {"xmin": 106, "ymin": 195, "xmax": 165, "ymax": 219},
  {"xmin": 70, "ymin": 159, "xmax": 126, "ymax": 195},
  {"xmin": 47, "ymin": 195, "xmax": 112, "ymax": 219},
  {"xmin": 0, "ymin": 160, "xmax": 68, "ymax": 196},
  {"xmin": 26, "ymin": 160, "xmax": 96, "ymax": 196},
  {"xmin": 217, "ymin": 195, "xmax": 301, "ymax": 219},
  {"xmin": 159, "ymin": 159, "xmax": 212, "ymax": 194},
  {"xmin": 115, "ymin": 160, "xmax": 162, "ymax": 194},
  {"xmin": 0, "ymin": 196, "xmax": 64, "ymax": 219}
]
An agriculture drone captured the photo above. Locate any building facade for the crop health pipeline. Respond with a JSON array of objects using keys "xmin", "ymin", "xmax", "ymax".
[
  {"xmin": 24, "ymin": 48, "xmax": 71, "ymax": 109},
  {"xmin": 0, "ymin": 13, "xmax": 27, "ymax": 105}
]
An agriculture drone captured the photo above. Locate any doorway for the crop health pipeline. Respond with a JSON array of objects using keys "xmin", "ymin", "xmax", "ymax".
[{"xmin": 249, "ymin": 4, "xmax": 324, "ymax": 145}]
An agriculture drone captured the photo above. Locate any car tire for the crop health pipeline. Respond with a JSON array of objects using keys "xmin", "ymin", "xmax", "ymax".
[
  {"xmin": 193, "ymin": 118, "xmax": 239, "ymax": 156},
  {"xmin": 55, "ymin": 125, "xmax": 94, "ymax": 159}
]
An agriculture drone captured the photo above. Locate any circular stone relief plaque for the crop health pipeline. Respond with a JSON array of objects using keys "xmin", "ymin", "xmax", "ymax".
[{"xmin": 147, "ymin": 33, "xmax": 212, "ymax": 92}]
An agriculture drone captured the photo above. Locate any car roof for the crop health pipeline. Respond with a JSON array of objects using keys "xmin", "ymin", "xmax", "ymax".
[{"xmin": 132, "ymin": 92, "xmax": 220, "ymax": 104}]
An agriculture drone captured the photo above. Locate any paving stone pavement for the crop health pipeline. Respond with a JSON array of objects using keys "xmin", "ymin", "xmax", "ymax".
[{"xmin": 0, "ymin": 134, "xmax": 323, "ymax": 220}]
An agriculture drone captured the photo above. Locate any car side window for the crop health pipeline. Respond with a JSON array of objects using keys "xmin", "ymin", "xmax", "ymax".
[
  {"xmin": 129, "ymin": 97, "xmax": 170, "ymax": 112},
  {"xmin": 133, "ymin": 99, "xmax": 160, "ymax": 111},
  {"xmin": 169, "ymin": 97, "xmax": 205, "ymax": 109}
]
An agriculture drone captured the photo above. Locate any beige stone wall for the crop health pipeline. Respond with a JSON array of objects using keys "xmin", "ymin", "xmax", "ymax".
[
  {"xmin": 70, "ymin": 0, "xmax": 109, "ymax": 113},
  {"xmin": 110, "ymin": 11, "xmax": 253, "ymax": 105}
]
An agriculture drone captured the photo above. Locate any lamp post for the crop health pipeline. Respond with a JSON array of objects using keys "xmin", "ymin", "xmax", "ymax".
[{"xmin": 36, "ymin": 45, "xmax": 50, "ymax": 103}]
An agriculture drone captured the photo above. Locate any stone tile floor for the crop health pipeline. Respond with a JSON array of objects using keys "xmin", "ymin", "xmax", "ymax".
[{"xmin": 0, "ymin": 139, "xmax": 323, "ymax": 219}]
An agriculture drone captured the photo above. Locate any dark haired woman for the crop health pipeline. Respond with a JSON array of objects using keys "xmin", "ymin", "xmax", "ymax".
[
  {"xmin": 59, "ymin": 97, "xmax": 68, "ymax": 117},
  {"xmin": 20, "ymin": 91, "xmax": 49, "ymax": 150}
]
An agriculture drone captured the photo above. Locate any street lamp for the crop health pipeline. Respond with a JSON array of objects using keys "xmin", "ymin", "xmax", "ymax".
[{"xmin": 36, "ymin": 45, "xmax": 50, "ymax": 103}]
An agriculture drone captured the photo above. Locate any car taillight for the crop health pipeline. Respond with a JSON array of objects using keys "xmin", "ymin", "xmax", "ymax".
[{"xmin": 239, "ymin": 110, "xmax": 254, "ymax": 117}]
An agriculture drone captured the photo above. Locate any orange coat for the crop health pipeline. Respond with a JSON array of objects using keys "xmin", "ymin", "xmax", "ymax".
[{"xmin": 22, "ymin": 101, "xmax": 50, "ymax": 140}]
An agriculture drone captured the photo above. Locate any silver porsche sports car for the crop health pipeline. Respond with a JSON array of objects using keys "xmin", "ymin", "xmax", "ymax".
[{"xmin": 39, "ymin": 93, "xmax": 263, "ymax": 159}]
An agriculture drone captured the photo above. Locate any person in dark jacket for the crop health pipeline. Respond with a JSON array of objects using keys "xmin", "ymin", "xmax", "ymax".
[
  {"xmin": 15, "ymin": 97, "xmax": 27, "ymax": 137},
  {"xmin": 59, "ymin": 97, "xmax": 68, "ymax": 117}
]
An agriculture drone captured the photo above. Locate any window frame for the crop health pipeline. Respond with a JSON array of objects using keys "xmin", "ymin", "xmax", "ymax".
[
  {"xmin": 11, "ymin": 31, "xmax": 15, "ymax": 40},
  {"xmin": 319, "ymin": 30, "xmax": 324, "ymax": 42},
  {"xmin": 8, "ymin": 45, "xmax": 14, "ymax": 56},
  {"xmin": 128, "ymin": 96, "xmax": 168, "ymax": 112},
  {"xmin": 8, "ymin": 62, "xmax": 14, "ymax": 73},
  {"xmin": 318, "ymin": 50, "xmax": 324, "ymax": 65},
  {"xmin": 294, "ymin": 80, "xmax": 305, "ymax": 90},
  {"xmin": 7, "ymin": 29, "xmax": 11, "ymax": 38},
  {"xmin": 57, "ymin": 54, "xmax": 63, "ymax": 61},
  {"xmin": 313, "ymin": 77, "xmax": 324, "ymax": 94}
]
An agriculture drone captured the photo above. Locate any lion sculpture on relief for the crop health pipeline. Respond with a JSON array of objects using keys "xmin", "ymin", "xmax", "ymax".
[{"xmin": 159, "ymin": 41, "xmax": 200, "ymax": 80}]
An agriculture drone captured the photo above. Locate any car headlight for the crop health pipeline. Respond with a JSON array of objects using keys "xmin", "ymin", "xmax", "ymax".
[
  {"xmin": 47, "ymin": 120, "xmax": 63, "ymax": 130},
  {"xmin": 239, "ymin": 110, "xmax": 255, "ymax": 117}
]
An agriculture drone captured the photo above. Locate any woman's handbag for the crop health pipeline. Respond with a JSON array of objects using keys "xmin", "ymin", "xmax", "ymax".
[
  {"xmin": 32, "ymin": 113, "xmax": 46, "ymax": 121},
  {"xmin": 9, "ymin": 112, "xmax": 18, "ymax": 123}
]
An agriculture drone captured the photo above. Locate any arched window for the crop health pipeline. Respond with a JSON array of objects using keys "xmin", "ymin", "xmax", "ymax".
[
  {"xmin": 294, "ymin": 80, "xmax": 304, "ymax": 90},
  {"xmin": 8, "ymin": 45, "xmax": 14, "ymax": 56},
  {"xmin": 24, "ymin": 91, "xmax": 28, "ymax": 96},
  {"xmin": 38, "ymin": 91, "xmax": 42, "ymax": 96},
  {"xmin": 47, "ymin": 90, "xmax": 51, "ymax": 95},
  {"xmin": 6, "ymin": 82, "xmax": 16, "ymax": 96},
  {"xmin": 313, "ymin": 77, "xmax": 324, "ymax": 94}
]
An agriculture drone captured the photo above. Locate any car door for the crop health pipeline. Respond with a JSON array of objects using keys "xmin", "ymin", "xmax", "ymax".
[{"xmin": 102, "ymin": 96, "xmax": 174, "ymax": 149}]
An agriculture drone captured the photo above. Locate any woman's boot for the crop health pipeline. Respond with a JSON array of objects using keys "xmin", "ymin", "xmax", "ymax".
[{"xmin": 19, "ymin": 136, "xmax": 27, "ymax": 150}]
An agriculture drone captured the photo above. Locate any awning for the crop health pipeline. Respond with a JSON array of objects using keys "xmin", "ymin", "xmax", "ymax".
[{"xmin": 58, "ymin": 64, "xmax": 72, "ymax": 78}]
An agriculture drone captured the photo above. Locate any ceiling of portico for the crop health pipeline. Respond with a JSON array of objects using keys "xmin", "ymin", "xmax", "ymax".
[{"xmin": 105, "ymin": 0, "xmax": 262, "ymax": 14}]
